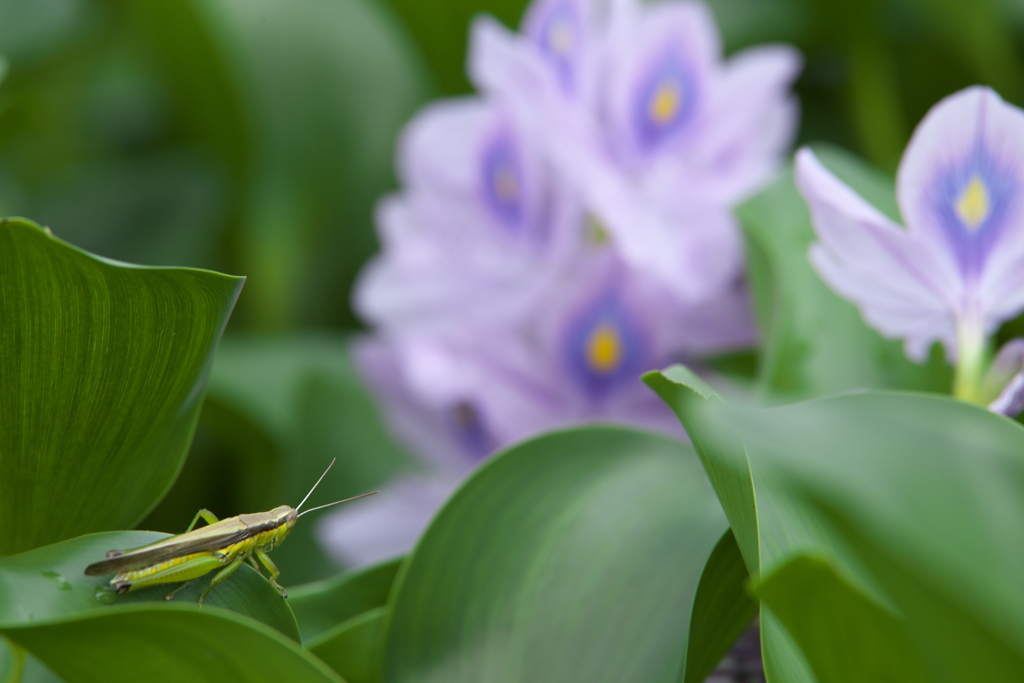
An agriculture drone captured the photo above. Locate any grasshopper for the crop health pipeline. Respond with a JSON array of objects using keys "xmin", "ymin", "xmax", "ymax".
[{"xmin": 85, "ymin": 459, "xmax": 376, "ymax": 605}]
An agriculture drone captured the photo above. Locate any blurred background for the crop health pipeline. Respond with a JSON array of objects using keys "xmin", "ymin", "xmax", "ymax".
[{"xmin": 2, "ymin": 0, "xmax": 1023, "ymax": 583}]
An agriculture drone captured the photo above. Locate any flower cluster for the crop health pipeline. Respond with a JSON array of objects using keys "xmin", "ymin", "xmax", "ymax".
[
  {"xmin": 798, "ymin": 86, "xmax": 1024, "ymax": 410},
  {"xmin": 318, "ymin": 0, "xmax": 801, "ymax": 566}
]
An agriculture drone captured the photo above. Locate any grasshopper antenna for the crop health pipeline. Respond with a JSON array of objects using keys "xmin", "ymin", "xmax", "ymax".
[
  {"xmin": 296, "ymin": 458, "xmax": 337, "ymax": 512},
  {"xmin": 298, "ymin": 491, "xmax": 378, "ymax": 518}
]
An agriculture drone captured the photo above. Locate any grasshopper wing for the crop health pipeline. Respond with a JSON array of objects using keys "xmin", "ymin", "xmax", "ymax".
[{"xmin": 85, "ymin": 519, "xmax": 249, "ymax": 576}]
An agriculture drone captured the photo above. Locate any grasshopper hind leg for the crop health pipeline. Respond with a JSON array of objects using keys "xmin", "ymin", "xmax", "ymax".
[{"xmin": 198, "ymin": 557, "xmax": 244, "ymax": 607}]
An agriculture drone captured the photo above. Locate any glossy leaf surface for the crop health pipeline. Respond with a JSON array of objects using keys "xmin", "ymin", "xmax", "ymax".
[
  {"xmin": 290, "ymin": 559, "xmax": 401, "ymax": 644},
  {"xmin": 8, "ymin": 608, "xmax": 343, "ymax": 683},
  {"xmin": 0, "ymin": 531, "xmax": 299, "ymax": 641},
  {"xmin": 384, "ymin": 426, "xmax": 749, "ymax": 683},
  {"xmin": 309, "ymin": 607, "xmax": 386, "ymax": 683},
  {"xmin": 648, "ymin": 366, "xmax": 1024, "ymax": 681},
  {"xmin": 0, "ymin": 218, "xmax": 243, "ymax": 555}
]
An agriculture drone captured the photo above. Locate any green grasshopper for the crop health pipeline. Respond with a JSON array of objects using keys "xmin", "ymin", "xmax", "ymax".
[{"xmin": 85, "ymin": 459, "xmax": 376, "ymax": 605}]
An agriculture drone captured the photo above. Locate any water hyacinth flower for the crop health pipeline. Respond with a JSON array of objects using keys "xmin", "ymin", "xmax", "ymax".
[
  {"xmin": 322, "ymin": 0, "xmax": 794, "ymax": 566},
  {"xmin": 356, "ymin": 96, "xmax": 580, "ymax": 334},
  {"xmin": 798, "ymin": 86, "xmax": 1024, "ymax": 402},
  {"xmin": 470, "ymin": 0, "xmax": 801, "ymax": 301},
  {"xmin": 320, "ymin": 252, "xmax": 751, "ymax": 566}
]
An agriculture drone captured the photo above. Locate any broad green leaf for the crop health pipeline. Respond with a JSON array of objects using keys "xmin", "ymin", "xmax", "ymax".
[
  {"xmin": 753, "ymin": 555, "xmax": 930, "ymax": 682},
  {"xmin": 7, "ymin": 607, "xmax": 344, "ymax": 683},
  {"xmin": 0, "ymin": 637, "xmax": 24, "ymax": 683},
  {"xmin": 725, "ymin": 392, "xmax": 1024, "ymax": 681},
  {"xmin": 141, "ymin": 334, "xmax": 411, "ymax": 585},
  {"xmin": 290, "ymin": 559, "xmax": 402, "ymax": 645},
  {"xmin": 0, "ymin": 532, "xmax": 298, "ymax": 641},
  {"xmin": 384, "ymin": 426, "xmax": 743, "ymax": 683},
  {"xmin": 309, "ymin": 607, "xmax": 386, "ymax": 683},
  {"xmin": 737, "ymin": 145, "xmax": 950, "ymax": 401},
  {"xmin": 649, "ymin": 367, "xmax": 1024, "ymax": 681},
  {"xmin": 683, "ymin": 531, "xmax": 758, "ymax": 683},
  {"xmin": 643, "ymin": 368, "xmax": 820, "ymax": 683},
  {"xmin": 381, "ymin": 0, "xmax": 529, "ymax": 94},
  {"xmin": 0, "ymin": 218, "xmax": 243, "ymax": 555}
]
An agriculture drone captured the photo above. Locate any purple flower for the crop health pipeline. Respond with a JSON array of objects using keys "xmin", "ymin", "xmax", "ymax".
[
  {"xmin": 470, "ymin": 0, "xmax": 801, "ymax": 301},
  {"xmin": 798, "ymin": 86, "xmax": 1024, "ymax": 401},
  {"xmin": 321, "ymin": 0, "xmax": 790, "ymax": 566},
  {"xmin": 319, "ymin": 251, "xmax": 752, "ymax": 566},
  {"xmin": 356, "ymin": 96, "xmax": 580, "ymax": 335}
]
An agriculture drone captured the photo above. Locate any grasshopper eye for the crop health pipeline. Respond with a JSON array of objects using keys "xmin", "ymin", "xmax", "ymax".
[{"xmin": 106, "ymin": 550, "xmax": 124, "ymax": 558}]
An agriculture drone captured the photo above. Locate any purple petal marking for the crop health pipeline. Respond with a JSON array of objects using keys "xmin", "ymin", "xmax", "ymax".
[
  {"xmin": 444, "ymin": 401, "xmax": 497, "ymax": 462},
  {"xmin": 632, "ymin": 45, "xmax": 697, "ymax": 152},
  {"xmin": 479, "ymin": 129, "xmax": 527, "ymax": 230},
  {"xmin": 928, "ymin": 144, "xmax": 1017, "ymax": 281},
  {"xmin": 562, "ymin": 287, "xmax": 650, "ymax": 402},
  {"xmin": 524, "ymin": 0, "xmax": 583, "ymax": 92}
]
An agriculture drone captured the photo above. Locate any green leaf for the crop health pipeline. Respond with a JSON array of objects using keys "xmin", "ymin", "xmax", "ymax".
[
  {"xmin": 290, "ymin": 559, "xmax": 401, "ymax": 645},
  {"xmin": 0, "ymin": 218, "xmax": 243, "ymax": 555},
  {"xmin": 728, "ymin": 392, "xmax": 1024, "ymax": 681},
  {"xmin": 308, "ymin": 607, "xmax": 386, "ymax": 683},
  {"xmin": 0, "ymin": 638, "xmax": 25, "ymax": 683},
  {"xmin": 648, "ymin": 367, "xmax": 1024, "ymax": 681},
  {"xmin": 683, "ymin": 531, "xmax": 758, "ymax": 683},
  {"xmin": 644, "ymin": 368, "xmax": 818, "ymax": 682},
  {"xmin": 737, "ymin": 145, "xmax": 951, "ymax": 401},
  {"xmin": 7, "ymin": 607, "xmax": 344, "ymax": 683},
  {"xmin": 753, "ymin": 555, "xmax": 930, "ymax": 682},
  {"xmin": 0, "ymin": 531, "xmax": 299, "ymax": 641},
  {"xmin": 384, "ymin": 426, "xmax": 744, "ymax": 683}
]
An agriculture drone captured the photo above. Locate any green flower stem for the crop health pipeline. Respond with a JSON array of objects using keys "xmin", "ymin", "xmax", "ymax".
[{"xmin": 954, "ymin": 316, "xmax": 987, "ymax": 403}]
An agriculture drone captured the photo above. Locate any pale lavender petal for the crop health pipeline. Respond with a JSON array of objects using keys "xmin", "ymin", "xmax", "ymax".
[
  {"xmin": 354, "ymin": 197, "xmax": 542, "ymax": 332},
  {"xmin": 599, "ymin": 0, "xmax": 719, "ymax": 165},
  {"xmin": 664, "ymin": 276, "xmax": 759, "ymax": 355},
  {"xmin": 356, "ymin": 183, "xmax": 581, "ymax": 334},
  {"xmin": 469, "ymin": 16, "xmax": 569, "ymax": 124},
  {"xmin": 988, "ymin": 339, "xmax": 1024, "ymax": 416},
  {"xmin": 352, "ymin": 337, "xmax": 497, "ymax": 471},
  {"xmin": 898, "ymin": 87, "xmax": 1024, "ymax": 305},
  {"xmin": 316, "ymin": 474, "xmax": 459, "ymax": 568},
  {"xmin": 989, "ymin": 372, "xmax": 1024, "ymax": 417},
  {"xmin": 672, "ymin": 44, "xmax": 802, "ymax": 204},
  {"xmin": 798, "ymin": 148, "xmax": 958, "ymax": 360},
  {"xmin": 580, "ymin": 176, "xmax": 745, "ymax": 304},
  {"xmin": 398, "ymin": 98, "xmax": 496, "ymax": 196},
  {"xmin": 521, "ymin": 0, "xmax": 593, "ymax": 94},
  {"xmin": 399, "ymin": 97, "xmax": 547, "ymax": 238},
  {"xmin": 395, "ymin": 332, "xmax": 567, "ymax": 447}
]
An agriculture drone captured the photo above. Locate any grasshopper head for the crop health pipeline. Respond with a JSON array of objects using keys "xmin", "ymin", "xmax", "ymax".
[{"xmin": 271, "ymin": 505, "xmax": 299, "ymax": 531}]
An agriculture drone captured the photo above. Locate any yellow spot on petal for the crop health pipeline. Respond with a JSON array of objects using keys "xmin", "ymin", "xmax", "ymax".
[
  {"xmin": 586, "ymin": 323, "xmax": 623, "ymax": 374},
  {"xmin": 955, "ymin": 175, "xmax": 990, "ymax": 232},
  {"xmin": 649, "ymin": 79, "xmax": 682, "ymax": 126}
]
